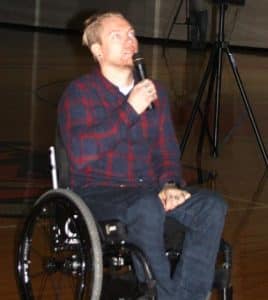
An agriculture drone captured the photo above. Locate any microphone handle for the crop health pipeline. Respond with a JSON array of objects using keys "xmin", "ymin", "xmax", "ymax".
[
  {"xmin": 133, "ymin": 54, "xmax": 154, "ymax": 110},
  {"xmin": 139, "ymin": 70, "xmax": 154, "ymax": 110}
]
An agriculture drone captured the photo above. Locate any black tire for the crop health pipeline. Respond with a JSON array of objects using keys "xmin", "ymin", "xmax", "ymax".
[{"xmin": 16, "ymin": 188, "xmax": 103, "ymax": 300}]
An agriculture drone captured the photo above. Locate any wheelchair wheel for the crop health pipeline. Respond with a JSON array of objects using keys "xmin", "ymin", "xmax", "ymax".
[{"xmin": 17, "ymin": 188, "xmax": 103, "ymax": 300}]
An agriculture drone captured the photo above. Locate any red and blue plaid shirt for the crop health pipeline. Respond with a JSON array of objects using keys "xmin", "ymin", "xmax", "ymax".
[{"xmin": 58, "ymin": 67, "xmax": 182, "ymax": 190}]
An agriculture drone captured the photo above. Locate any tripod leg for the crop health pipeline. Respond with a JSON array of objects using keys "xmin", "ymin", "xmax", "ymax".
[
  {"xmin": 197, "ymin": 52, "xmax": 219, "ymax": 156},
  {"xmin": 225, "ymin": 47, "xmax": 268, "ymax": 168},
  {"xmin": 212, "ymin": 42, "xmax": 224, "ymax": 157},
  {"xmin": 196, "ymin": 51, "xmax": 219, "ymax": 183},
  {"xmin": 180, "ymin": 45, "xmax": 218, "ymax": 157}
]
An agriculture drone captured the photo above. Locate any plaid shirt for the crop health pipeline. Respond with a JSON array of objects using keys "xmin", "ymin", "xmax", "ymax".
[{"xmin": 58, "ymin": 68, "xmax": 182, "ymax": 190}]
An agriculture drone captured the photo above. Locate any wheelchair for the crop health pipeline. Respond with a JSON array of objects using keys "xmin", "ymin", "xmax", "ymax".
[{"xmin": 16, "ymin": 134, "xmax": 233, "ymax": 300}]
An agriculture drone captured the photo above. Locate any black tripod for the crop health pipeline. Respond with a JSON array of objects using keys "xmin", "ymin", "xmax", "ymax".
[{"xmin": 180, "ymin": 1, "xmax": 268, "ymax": 169}]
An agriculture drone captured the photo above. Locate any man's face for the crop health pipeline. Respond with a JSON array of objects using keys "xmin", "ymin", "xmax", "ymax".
[{"xmin": 94, "ymin": 16, "xmax": 138, "ymax": 69}]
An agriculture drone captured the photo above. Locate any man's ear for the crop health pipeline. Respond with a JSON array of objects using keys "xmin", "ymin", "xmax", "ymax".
[{"xmin": 90, "ymin": 43, "xmax": 102, "ymax": 60}]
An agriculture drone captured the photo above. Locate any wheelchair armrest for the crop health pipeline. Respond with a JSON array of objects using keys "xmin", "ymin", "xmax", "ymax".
[{"xmin": 98, "ymin": 220, "xmax": 128, "ymax": 244}]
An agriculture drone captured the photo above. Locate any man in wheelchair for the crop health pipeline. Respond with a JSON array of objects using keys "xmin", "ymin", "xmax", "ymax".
[{"xmin": 57, "ymin": 12, "xmax": 228, "ymax": 300}]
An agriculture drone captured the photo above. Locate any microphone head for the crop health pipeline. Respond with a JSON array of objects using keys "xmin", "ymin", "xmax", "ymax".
[
  {"xmin": 132, "ymin": 52, "xmax": 144, "ymax": 65},
  {"xmin": 133, "ymin": 52, "xmax": 154, "ymax": 111},
  {"xmin": 132, "ymin": 52, "xmax": 147, "ymax": 81}
]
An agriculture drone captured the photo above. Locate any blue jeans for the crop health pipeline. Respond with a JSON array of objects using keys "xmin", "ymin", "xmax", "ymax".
[{"xmin": 76, "ymin": 186, "xmax": 227, "ymax": 300}]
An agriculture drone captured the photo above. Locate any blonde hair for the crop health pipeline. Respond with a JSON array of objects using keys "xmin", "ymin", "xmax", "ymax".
[{"xmin": 82, "ymin": 12, "xmax": 124, "ymax": 48}]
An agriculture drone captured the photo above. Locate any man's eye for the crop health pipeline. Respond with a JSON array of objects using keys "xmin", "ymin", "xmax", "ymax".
[{"xmin": 111, "ymin": 32, "xmax": 121, "ymax": 40}]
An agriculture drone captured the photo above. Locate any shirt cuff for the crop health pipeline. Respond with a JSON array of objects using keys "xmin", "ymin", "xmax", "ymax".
[
  {"xmin": 119, "ymin": 102, "xmax": 140, "ymax": 127},
  {"xmin": 162, "ymin": 180, "xmax": 180, "ymax": 189}
]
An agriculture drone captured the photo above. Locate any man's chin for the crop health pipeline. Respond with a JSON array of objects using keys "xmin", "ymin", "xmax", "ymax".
[
  {"xmin": 120, "ymin": 59, "xmax": 134, "ymax": 69},
  {"xmin": 122, "ymin": 54, "xmax": 135, "ymax": 64}
]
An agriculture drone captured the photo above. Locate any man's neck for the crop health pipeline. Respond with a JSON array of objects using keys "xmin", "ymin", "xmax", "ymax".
[{"xmin": 100, "ymin": 64, "xmax": 134, "ymax": 88}]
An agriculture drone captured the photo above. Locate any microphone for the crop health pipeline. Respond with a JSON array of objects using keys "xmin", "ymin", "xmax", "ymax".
[{"xmin": 133, "ymin": 52, "xmax": 154, "ymax": 110}]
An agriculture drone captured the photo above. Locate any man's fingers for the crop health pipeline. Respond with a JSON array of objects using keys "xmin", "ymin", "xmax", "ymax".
[
  {"xmin": 165, "ymin": 190, "xmax": 191, "ymax": 210},
  {"xmin": 159, "ymin": 187, "xmax": 191, "ymax": 211}
]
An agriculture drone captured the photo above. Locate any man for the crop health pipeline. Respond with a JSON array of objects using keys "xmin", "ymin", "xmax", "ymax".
[{"xmin": 58, "ymin": 12, "xmax": 227, "ymax": 300}]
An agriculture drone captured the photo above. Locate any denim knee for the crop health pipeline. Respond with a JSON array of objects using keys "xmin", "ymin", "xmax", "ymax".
[
  {"xmin": 210, "ymin": 190, "xmax": 227, "ymax": 214},
  {"xmin": 200, "ymin": 189, "xmax": 228, "ymax": 224}
]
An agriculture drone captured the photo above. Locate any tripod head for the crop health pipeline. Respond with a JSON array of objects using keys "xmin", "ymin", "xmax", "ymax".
[{"xmin": 212, "ymin": 0, "xmax": 245, "ymax": 5}]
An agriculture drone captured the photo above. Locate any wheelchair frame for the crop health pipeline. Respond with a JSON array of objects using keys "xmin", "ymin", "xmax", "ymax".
[{"xmin": 16, "ymin": 145, "xmax": 233, "ymax": 300}]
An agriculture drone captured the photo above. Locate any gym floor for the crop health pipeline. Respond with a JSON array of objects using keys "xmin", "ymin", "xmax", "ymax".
[{"xmin": 1, "ymin": 25, "xmax": 268, "ymax": 299}]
